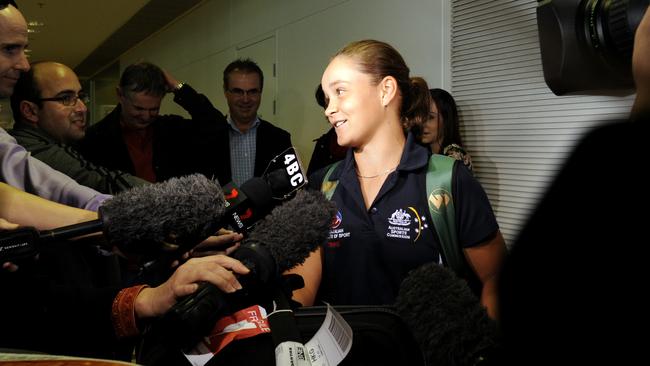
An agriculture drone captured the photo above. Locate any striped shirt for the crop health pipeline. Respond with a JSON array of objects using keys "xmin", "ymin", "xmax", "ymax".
[{"xmin": 227, "ymin": 116, "xmax": 260, "ymax": 186}]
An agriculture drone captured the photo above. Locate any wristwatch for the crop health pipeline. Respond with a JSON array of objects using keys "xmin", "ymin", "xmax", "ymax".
[{"xmin": 174, "ymin": 82, "xmax": 185, "ymax": 93}]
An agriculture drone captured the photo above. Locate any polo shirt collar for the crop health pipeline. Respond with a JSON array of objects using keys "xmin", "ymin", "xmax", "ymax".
[{"xmin": 328, "ymin": 132, "xmax": 429, "ymax": 182}]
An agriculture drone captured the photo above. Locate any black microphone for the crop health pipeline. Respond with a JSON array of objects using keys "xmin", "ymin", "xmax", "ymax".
[
  {"xmin": 266, "ymin": 284, "xmax": 308, "ymax": 366},
  {"xmin": 394, "ymin": 263, "xmax": 500, "ymax": 366},
  {"xmin": 219, "ymin": 147, "xmax": 308, "ymax": 234},
  {"xmin": 158, "ymin": 189, "xmax": 336, "ymax": 349},
  {"xmin": 0, "ymin": 174, "xmax": 226, "ymax": 263}
]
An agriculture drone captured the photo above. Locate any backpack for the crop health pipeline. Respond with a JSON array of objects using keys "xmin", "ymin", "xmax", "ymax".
[{"xmin": 321, "ymin": 155, "xmax": 475, "ymax": 285}]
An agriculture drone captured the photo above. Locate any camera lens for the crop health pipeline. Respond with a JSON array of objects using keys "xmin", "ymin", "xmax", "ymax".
[
  {"xmin": 580, "ymin": 0, "xmax": 648, "ymax": 72},
  {"xmin": 537, "ymin": 0, "xmax": 648, "ymax": 94}
]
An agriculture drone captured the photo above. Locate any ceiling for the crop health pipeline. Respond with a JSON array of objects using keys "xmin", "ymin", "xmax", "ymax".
[
  {"xmin": 20, "ymin": 0, "xmax": 149, "ymax": 72},
  {"xmin": 18, "ymin": 0, "xmax": 203, "ymax": 78},
  {"xmin": 1, "ymin": 0, "xmax": 203, "ymax": 127}
]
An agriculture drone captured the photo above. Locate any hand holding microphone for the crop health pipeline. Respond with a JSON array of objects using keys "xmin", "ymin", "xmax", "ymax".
[
  {"xmin": 134, "ymin": 254, "xmax": 251, "ymax": 319},
  {"xmin": 156, "ymin": 189, "xmax": 336, "ymax": 349},
  {"xmin": 0, "ymin": 174, "xmax": 227, "ymax": 266}
]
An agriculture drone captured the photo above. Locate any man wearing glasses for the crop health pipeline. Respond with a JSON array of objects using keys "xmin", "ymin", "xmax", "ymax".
[
  {"xmin": 0, "ymin": 1, "xmax": 109, "ymax": 209},
  {"xmin": 211, "ymin": 58, "xmax": 292, "ymax": 186},
  {"xmin": 9, "ymin": 62, "xmax": 148, "ymax": 193}
]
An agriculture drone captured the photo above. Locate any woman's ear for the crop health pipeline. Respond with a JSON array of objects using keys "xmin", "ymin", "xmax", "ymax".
[
  {"xmin": 380, "ymin": 75, "xmax": 398, "ymax": 107},
  {"xmin": 20, "ymin": 101, "xmax": 39, "ymax": 124}
]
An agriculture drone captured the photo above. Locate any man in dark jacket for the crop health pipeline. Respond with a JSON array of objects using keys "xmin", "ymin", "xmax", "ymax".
[
  {"xmin": 207, "ymin": 58, "xmax": 292, "ymax": 186},
  {"xmin": 9, "ymin": 62, "xmax": 148, "ymax": 194},
  {"xmin": 77, "ymin": 62, "xmax": 224, "ymax": 183}
]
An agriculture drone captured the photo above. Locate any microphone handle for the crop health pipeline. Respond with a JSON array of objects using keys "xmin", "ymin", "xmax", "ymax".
[
  {"xmin": 268, "ymin": 287, "xmax": 309, "ymax": 366},
  {"xmin": 38, "ymin": 219, "xmax": 106, "ymax": 242},
  {"xmin": 268, "ymin": 287, "xmax": 303, "ymax": 345}
]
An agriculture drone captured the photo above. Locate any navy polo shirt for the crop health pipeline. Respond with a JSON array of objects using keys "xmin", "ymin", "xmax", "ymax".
[{"xmin": 309, "ymin": 133, "xmax": 498, "ymax": 305}]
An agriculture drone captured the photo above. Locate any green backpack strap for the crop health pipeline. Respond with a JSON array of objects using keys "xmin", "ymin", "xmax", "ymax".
[
  {"xmin": 321, "ymin": 161, "xmax": 341, "ymax": 200},
  {"xmin": 426, "ymin": 154, "xmax": 463, "ymax": 275}
]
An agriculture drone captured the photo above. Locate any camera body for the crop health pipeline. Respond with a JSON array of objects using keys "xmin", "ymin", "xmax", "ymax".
[{"xmin": 537, "ymin": 0, "xmax": 648, "ymax": 95}]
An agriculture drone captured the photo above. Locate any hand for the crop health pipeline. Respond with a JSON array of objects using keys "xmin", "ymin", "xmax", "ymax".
[
  {"xmin": 190, "ymin": 229, "xmax": 243, "ymax": 258},
  {"xmin": 134, "ymin": 254, "xmax": 250, "ymax": 318},
  {"xmin": 1, "ymin": 262, "xmax": 18, "ymax": 272},
  {"xmin": 0, "ymin": 217, "xmax": 20, "ymax": 230},
  {"xmin": 169, "ymin": 229, "xmax": 243, "ymax": 268},
  {"xmin": 1, "ymin": 218, "xmax": 20, "ymax": 272},
  {"xmin": 161, "ymin": 68, "xmax": 181, "ymax": 93}
]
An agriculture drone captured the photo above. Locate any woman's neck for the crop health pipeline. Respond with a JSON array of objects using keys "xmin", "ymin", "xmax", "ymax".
[
  {"xmin": 430, "ymin": 140, "xmax": 442, "ymax": 154},
  {"xmin": 354, "ymin": 124, "xmax": 406, "ymax": 175}
]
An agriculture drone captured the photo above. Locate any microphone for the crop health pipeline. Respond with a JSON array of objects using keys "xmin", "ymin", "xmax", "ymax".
[
  {"xmin": 219, "ymin": 147, "xmax": 308, "ymax": 234},
  {"xmin": 267, "ymin": 285, "xmax": 308, "ymax": 366},
  {"xmin": 0, "ymin": 174, "xmax": 226, "ymax": 263},
  {"xmin": 158, "ymin": 189, "xmax": 336, "ymax": 349},
  {"xmin": 394, "ymin": 263, "xmax": 500, "ymax": 366}
]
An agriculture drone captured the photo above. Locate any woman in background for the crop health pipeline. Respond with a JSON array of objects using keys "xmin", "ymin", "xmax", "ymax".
[{"xmin": 420, "ymin": 88, "xmax": 473, "ymax": 172}]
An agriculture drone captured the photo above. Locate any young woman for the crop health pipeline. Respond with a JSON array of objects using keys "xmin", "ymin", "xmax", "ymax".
[
  {"xmin": 420, "ymin": 88, "xmax": 473, "ymax": 172},
  {"xmin": 290, "ymin": 40, "xmax": 505, "ymax": 318}
]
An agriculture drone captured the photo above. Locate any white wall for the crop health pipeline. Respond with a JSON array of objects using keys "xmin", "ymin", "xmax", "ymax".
[{"xmin": 118, "ymin": 0, "xmax": 447, "ymax": 167}]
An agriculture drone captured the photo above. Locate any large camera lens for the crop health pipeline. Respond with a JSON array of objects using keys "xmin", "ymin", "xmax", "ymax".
[
  {"xmin": 580, "ymin": 0, "xmax": 648, "ymax": 73},
  {"xmin": 537, "ymin": 0, "xmax": 648, "ymax": 95}
]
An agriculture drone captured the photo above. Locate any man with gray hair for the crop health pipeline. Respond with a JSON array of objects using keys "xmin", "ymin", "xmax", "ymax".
[{"xmin": 78, "ymin": 62, "xmax": 224, "ymax": 183}]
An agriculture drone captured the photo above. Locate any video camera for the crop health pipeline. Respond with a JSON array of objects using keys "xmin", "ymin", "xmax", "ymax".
[{"xmin": 537, "ymin": 0, "xmax": 649, "ymax": 95}]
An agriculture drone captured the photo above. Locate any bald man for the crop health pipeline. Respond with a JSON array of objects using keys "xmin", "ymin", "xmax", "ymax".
[
  {"xmin": 0, "ymin": 1, "xmax": 28, "ymax": 98},
  {"xmin": 9, "ymin": 62, "xmax": 148, "ymax": 194},
  {"xmin": 0, "ymin": 3, "xmax": 109, "ymax": 209}
]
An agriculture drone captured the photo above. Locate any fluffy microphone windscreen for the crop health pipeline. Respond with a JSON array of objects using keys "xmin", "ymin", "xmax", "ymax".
[
  {"xmin": 245, "ymin": 189, "xmax": 336, "ymax": 272},
  {"xmin": 101, "ymin": 174, "xmax": 226, "ymax": 255},
  {"xmin": 395, "ymin": 263, "xmax": 498, "ymax": 366}
]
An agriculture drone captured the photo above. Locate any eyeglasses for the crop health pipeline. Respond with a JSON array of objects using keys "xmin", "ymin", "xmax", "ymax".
[
  {"xmin": 227, "ymin": 88, "xmax": 261, "ymax": 97},
  {"xmin": 0, "ymin": 0, "xmax": 18, "ymax": 10},
  {"xmin": 36, "ymin": 92, "xmax": 90, "ymax": 107}
]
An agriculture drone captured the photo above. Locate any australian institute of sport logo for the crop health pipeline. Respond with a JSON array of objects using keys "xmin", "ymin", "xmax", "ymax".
[
  {"xmin": 328, "ymin": 210, "xmax": 350, "ymax": 241},
  {"xmin": 330, "ymin": 211, "xmax": 342, "ymax": 229}
]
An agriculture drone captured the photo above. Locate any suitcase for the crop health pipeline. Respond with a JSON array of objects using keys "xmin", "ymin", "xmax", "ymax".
[{"xmin": 137, "ymin": 305, "xmax": 425, "ymax": 366}]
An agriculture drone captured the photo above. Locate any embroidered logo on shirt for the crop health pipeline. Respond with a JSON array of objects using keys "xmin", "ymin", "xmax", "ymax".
[
  {"xmin": 331, "ymin": 211, "xmax": 343, "ymax": 229},
  {"xmin": 328, "ymin": 210, "xmax": 350, "ymax": 241},
  {"xmin": 386, "ymin": 207, "xmax": 428, "ymax": 242},
  {"xmin": 388, "ymin": 209, "xmax": 412, "ymax": 226}
]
